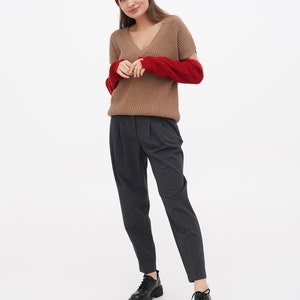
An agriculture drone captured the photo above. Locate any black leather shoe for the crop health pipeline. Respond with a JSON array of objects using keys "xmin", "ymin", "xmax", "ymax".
[
  {"xmin": 129, "ymin": 271, "xmax": 163, "ymax": 300},
  {"xmin": 191, "ymin": 289, "xmax": 211, "ymax": 300}
]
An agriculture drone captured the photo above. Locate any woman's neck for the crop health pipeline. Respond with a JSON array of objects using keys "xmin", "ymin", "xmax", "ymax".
[{"xmin": 132, "ymin": 15, "xmax": 155, "ymax": 31}]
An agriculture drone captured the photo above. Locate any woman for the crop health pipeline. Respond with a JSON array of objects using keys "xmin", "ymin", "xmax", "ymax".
[{"xmin": 105, "ymin": 1, "xmax": 211, "ymax": 299}]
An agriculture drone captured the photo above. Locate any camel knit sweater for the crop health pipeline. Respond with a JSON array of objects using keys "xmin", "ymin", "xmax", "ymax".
[{"xmin": 107, "ymin": 15, "xmax": 198, "ymax": 122}]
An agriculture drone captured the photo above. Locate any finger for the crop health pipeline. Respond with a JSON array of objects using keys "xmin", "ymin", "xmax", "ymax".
[
  {"xmin": 119, "ymin": 65, "xmax": 131, "ymax": 76},
  {"xmin": 118, "ymin": 71, "xmax": 130, "ymax": 79},
  {"xmin": 122, "ymin": 67, "xmax": 131, "ymax": 76},
  {"xmin": 135, "ymin": 63, "xmax": 144, "ymax": 77},
  {"xmin": 129, "ymin": 60, "xmax": 141, "ymax": 74},
  {"xmin": 132, "ymin": 65, "xmax": 138, "ymax": 77},
  {"xmin": 117, "ymin": 67, "xmax": 127, "ymax": 77},
  {"xmin": 134, "ymin": 65, "xmax": 141, "ymax": 78},
  {"xmin": 129, "ymin": 64, "xmax": 136, "ymax": 75},
  {"xmin": 123, "ymin": 61, "xmax": 133, "ymax": 70},
  {"xmin": 120, "ymin": 60, "xmax": 133, "ymax": 75},
  {"xmin": 117, "ymin": 66, "xmax": 131, "ymax": 78}
]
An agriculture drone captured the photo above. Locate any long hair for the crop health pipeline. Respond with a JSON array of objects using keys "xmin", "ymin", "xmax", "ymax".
[{"xmin": 118, "ymin": 0, "xmax": 169, "ymax": 29}]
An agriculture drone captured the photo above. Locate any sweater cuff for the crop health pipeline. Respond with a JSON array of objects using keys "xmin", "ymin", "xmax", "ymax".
[
  {"xmin": 110, "ymin": 59, "xmax": 123, "ymax": 81},
  {"xmin": 105, "ymin": 59, "xmax": 124, "ymax": 94}
]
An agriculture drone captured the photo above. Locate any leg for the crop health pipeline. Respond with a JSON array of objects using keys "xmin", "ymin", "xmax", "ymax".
[
  {"xmin": 138, "ymin": 117, "xmax": 207, "ymax": 282},
  {"xmin": 109, "ymin": 116, "xmax": 156, "ymax": 274}
]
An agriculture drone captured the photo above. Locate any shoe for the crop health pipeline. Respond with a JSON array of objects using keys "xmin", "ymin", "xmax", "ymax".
[
  {"xmin": 129, "ymin": 270, "xmax": 163, "ymax": 300},
  {"xmin": 191, "ymin": 289, "xmax": 211, "ymax": 300}
]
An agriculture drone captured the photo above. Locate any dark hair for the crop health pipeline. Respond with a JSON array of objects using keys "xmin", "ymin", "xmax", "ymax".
[{"xmin": 118, "ymin": 0, "xmax": 169, "ymax": 29}]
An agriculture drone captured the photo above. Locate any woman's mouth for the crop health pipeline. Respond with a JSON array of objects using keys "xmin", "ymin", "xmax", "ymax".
[{"xmin": 129, "ymin": 7, "xmax": 139, "ymax": 13}]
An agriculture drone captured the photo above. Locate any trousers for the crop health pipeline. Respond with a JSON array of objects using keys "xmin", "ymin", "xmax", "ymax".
[{"xmin": 109, "ymin": 115, "xmax": 206, "ymax": 282}]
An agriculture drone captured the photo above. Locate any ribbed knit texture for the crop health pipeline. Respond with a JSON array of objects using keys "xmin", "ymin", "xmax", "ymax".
[
  {"xmin": 106, "ymin": 15, "xmax": 200, "ymax": 122},
  {"xmin": 105, "ymin": 59, "xmax": 123, "ymax": 95},
  {"xmin": 140, "ymin": 56, "xmax": 204, "ymax": 84}
]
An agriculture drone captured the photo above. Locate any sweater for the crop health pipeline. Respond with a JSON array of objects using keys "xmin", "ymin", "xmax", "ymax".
[{"xmin": 106, "ymin": 15, "xmax": 200, "ymax": 122}]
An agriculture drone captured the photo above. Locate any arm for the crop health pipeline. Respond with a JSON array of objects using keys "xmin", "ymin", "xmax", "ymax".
[
  {"xmin": 105, "ymin": 60, "xmax": 123, "ymax": 95},
  {"xmin": 140, "ymin": 55, "xmax": 204, "ymax": 84},
  {"xmin": 105, "ymin": 59, "xmax": 135, "ymax": 95}
]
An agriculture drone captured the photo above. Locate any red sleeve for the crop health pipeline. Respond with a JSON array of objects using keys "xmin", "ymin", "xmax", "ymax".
[
  {"xmin": 105, "ymin": 59, "xmax": 124, "ymax": 95},
  {"xmin": 140, "ymin": 56, "xmax": 204, "ymax": 84}
]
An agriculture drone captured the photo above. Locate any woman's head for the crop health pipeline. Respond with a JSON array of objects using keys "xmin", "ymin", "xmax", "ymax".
[{"xmin": 115, "ymin": 0, "xmax": 169, "ymax": 29}]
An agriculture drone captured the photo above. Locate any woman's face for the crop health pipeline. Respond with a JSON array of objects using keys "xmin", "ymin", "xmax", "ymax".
[{"xmin": 118, "ymin": 0, "xmax": 150, "ymax": 20}]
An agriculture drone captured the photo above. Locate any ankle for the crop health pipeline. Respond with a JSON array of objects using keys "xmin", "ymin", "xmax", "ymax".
[
  {"xmin": 146, "ymin": 271, "xmax": 157, "ymax": 280},
  {"xmin": 195, "ymin": 288, "xmax": 210, "ymax": 294},
  {"xmin": 194, "ymin": 279, "xmax": 209, "ymax": 292}
]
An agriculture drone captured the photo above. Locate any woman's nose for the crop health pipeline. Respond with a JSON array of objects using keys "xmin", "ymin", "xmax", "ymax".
[{"xmin": 127, "ymin": 0, "xmax": 136, "ymax": 7}]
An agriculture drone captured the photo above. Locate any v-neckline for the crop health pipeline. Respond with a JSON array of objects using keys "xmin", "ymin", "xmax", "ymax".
[{"xmin": 127, "ymin": 20, "xmax": 165, "ymax": 53}]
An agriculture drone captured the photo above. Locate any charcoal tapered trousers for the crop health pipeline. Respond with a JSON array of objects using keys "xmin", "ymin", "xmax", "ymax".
[{"xmin": 109, "ymin": 115, "xmax": 206, "ymax": 282}]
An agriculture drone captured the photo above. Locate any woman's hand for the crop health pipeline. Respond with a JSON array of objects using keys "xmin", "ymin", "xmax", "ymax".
[
  {"xmin": 129, "ymin": 58, "xmax": 145, "ymax": 78},
  {"xmin": 117, "ymin": 60, "xmax": 133, "ymax": 78}
]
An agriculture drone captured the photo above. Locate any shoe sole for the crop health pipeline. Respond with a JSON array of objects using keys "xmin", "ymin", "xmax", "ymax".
[{"xmin": 150, "ymin": 285, "xmax": 163, "ymax": 299}]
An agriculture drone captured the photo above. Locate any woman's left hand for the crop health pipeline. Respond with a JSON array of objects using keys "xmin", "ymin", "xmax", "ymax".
[{"xmin": 129, "ymin": 58, "xmax": 145, "ymax": 78}]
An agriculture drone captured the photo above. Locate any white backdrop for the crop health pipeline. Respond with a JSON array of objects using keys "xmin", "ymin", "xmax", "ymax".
[{"xmin": 0, "ymin": 1, "xmax": 299, "ymax": 299}]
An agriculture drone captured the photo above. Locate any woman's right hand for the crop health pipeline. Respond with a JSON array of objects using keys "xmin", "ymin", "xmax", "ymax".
[{"xmin": 117, "ymin": 60, "xmax": 133, "ymax": 78}]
